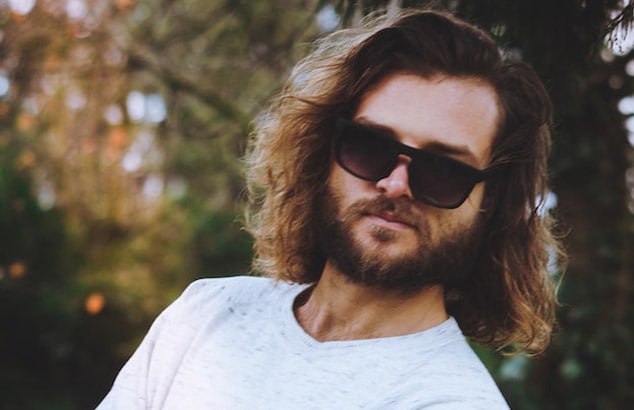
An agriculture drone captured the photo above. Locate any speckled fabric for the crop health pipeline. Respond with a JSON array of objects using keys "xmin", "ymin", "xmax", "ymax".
[{"xmin": 97, "ymin": 276, "xmax": 509, "ymax": 409}]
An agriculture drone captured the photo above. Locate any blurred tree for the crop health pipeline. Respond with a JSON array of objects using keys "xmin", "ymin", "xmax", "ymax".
[{"xmin": 0, "ymin": 0, "xmax": 323, "ymax": 408}]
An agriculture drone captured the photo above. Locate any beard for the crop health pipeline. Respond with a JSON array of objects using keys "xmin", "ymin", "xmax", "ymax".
[{"xmin": 316, "ymin": 184, "xmax": 486, "ymax": 294}]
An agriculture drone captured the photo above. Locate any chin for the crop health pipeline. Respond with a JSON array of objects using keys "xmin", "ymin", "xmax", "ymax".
[{"xmin": 357, "ymin": 233, "xmax": 421, "ymax": 259}]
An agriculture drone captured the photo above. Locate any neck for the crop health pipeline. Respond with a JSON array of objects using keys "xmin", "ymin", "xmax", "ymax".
[{"xmin": 294, "ymin": 261, "xmax": 449, "ymax": 342}]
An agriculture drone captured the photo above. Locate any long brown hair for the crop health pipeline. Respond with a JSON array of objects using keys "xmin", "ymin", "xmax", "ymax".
[{"xmin": 245, "ymin": 9, "xmax": 564, "ymax": 354}]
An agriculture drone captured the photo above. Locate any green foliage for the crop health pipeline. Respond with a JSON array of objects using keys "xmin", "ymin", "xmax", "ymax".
[
  {"xmin": 0, "ymin": 1, "xmax": 319, "ymax": 408},
  {"xmin": 0, "ymin": 145, "xmax": 92, "ymax": 409}
]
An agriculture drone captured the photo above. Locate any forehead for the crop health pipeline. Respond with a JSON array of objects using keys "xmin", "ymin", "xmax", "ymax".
[{"xmin": 353, "ymin": 73, "xmax": 501, "ymax": 168}]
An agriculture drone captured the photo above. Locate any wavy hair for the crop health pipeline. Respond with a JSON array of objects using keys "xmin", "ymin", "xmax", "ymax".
[{"xmin": 245, "ymin": 9, "xmax": 564, "ymax": 354}]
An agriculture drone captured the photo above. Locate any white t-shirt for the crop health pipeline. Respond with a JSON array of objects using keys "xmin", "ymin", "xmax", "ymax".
[{"xmin": 97, "ymin": 276, "xmax": 509, "ymax": 409}]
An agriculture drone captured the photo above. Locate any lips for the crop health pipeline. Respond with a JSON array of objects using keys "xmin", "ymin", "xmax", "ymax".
[
  {"xmin": 365, "ymin": 211, "xmax": 417, "ymax": 231},
  {"xmin": 349, "ymin": 196, "xmax": 419, "ymax": 231},
  {"xmin": 377, "ymin": 211, "xmax": 412, "ymax": 226}
]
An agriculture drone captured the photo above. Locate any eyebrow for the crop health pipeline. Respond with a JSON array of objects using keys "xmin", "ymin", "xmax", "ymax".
[{"xmin": 353, "ymin": 116, "xmax": 482, "ymax": 167}]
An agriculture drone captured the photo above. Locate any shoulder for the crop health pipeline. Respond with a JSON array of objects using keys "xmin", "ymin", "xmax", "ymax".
[
  {"xmin": 179, "ymin": 275, "xmax": 298, "ymax": 303},
  {"xmin": 393, "ymin": 319, "xmax": 509, "ymax": 409},
  {"xmin": 142, "ymin": 275, "xmax": 303, "ymax": 353},
  {"xmin": 179, "ymin": 275, "xmax": 273, "ymax": 298},
  {"xmin": 166, "ymin": 275, "xmax": 301, "ymax": 321}
]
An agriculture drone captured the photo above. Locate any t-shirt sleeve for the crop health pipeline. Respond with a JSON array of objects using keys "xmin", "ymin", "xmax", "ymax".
[
  {"xmin": 95, "ymin": 306, "xmax": 170, "ymax": 409},
  {"xmin": 94, "ymin": 279, "xmax": 220, "ymax": 410}
]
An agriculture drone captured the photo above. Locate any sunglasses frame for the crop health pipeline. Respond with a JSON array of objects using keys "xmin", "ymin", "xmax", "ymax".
[{"xmin": 334, "ymin": 119, "xmax": 504, "ymax": 209}]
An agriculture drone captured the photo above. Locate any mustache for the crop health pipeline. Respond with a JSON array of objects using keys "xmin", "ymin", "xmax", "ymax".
[{"xmin": 342, "ymin": 196, "xmax": 423, "ymax": 229}]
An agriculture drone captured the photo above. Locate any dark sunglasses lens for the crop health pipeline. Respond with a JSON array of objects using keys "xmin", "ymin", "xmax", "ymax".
[
  {"xmin": 336, "ymin": 120, "xmax": 485, "ymax": 208},
  {"xmin": 410, "ymin": 155, "xmax": 475, "ymax": 207},
  {"xmin": 338, "ymin": 126, "xmax": 395, "ymax": 181}
]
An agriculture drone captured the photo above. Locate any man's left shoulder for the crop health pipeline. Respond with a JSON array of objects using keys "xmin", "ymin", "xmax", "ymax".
[
  {"xmin": 397, "ymin": 347, "xmax": 509, "ymax": 409},
  {"xmin": 399, "ymin": 319, "xmax": 510, "ymax": 408}
]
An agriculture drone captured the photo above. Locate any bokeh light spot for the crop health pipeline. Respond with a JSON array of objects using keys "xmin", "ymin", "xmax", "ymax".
[
  {"xmin": 104, "ymin": 104, "xmax": 124, "ymax": 125},
  {"xmin": 143, "ymin": 175, "xmax": 164, "ymax": 199},
  {"xmin": 37, "ymin": 180, "xmax": 56, "ymax": 210},
  {"xmin": 618, "ymin": 96, "xmax": 634, "ymax": 114},
  {"xmin": 626, "ymin": 59, "xmax": 634, "ymax": 76},
  {"xmin": 8, "ymin": 0, "xmax": 36, "ymax": 15},
  {"xmin": 65, "ymin": 88, "xmax": 86, "ymax": 110},
  {"xmin": 126, "ymin": 91, "xmax": 145, "ymax": 122},
  {"xmin": 85, "ymin": 292, "xmax": 106, "ymax": 315},
  {"xmin": 65, "ymin": 0, "xmax": 87, "ymax": 20},
  {"xmin": 0, "ymin": 75, "xmax": 10, "ymax": 97},
  {"xmin": 606, "ymin": 20, "xmax": 634, "ymax": 56},
  {"xmin": 9, "ymin": 262, "xmax": 26, "ymax": 279},
  {"xmin": 316, "ymin": 5, "xmax": 339, "ymax": 32},
  {"xmin": 626, "ymin": 116, "xmax": 634, "ymax": 133},
  {"xmin": 146, "ymin": 93, "xmax": 166, "ymax": 123},
  {"xmin": 122, "ymin": 150, "xmax": 142, "ymax": 172}
]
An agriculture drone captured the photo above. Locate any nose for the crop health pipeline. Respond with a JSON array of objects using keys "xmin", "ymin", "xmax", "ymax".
[{"xmin": 375, "ymin": 155, "xmax": 414, "ymax": 200}]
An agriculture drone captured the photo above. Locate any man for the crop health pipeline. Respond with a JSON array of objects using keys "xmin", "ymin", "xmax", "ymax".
[{"xmin": 98, "ymin": 9, "xmax": 561, "ymax": 409}]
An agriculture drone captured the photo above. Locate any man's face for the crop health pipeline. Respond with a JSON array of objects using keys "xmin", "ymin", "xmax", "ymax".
[{"xmin": 318, "ymin": 73, "xmax": 500, "ymax": 291}]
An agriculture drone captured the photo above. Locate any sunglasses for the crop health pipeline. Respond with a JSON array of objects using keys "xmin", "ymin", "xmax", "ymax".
[{"xmin": 334, "ymin": 119, "xmax": 503, "ymax": 209}]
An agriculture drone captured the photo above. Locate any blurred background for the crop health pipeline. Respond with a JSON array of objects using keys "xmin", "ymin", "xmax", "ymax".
[{"xmin": 0, "ymin": 0, "xmax": 632, "ymax": 409}]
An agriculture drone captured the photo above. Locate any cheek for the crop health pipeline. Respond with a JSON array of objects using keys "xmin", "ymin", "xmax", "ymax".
[
  {"xmin": 451, "ymin": 185, "xmax": 486, "ymax": 230},
  {"xmin": 328, "ymin": 164, "xmax": 373, "ymax": 204},
  {"xmin": 423, "ymin": 186, "xmax": 485, "ymax": 241}
]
